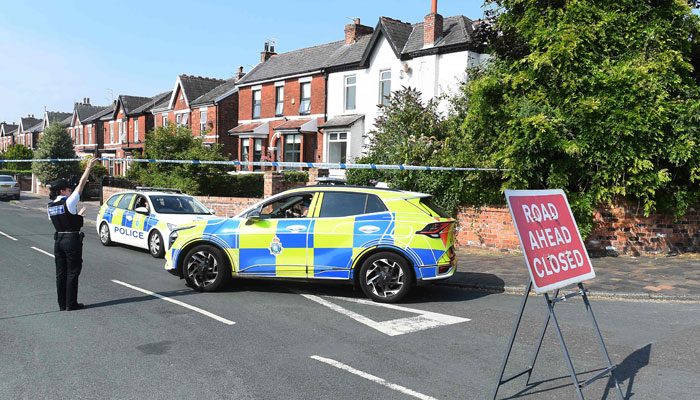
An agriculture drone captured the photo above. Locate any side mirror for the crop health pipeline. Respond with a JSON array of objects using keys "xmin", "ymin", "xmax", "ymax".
[
  {"xmin": 247, "ymin": 209, "xmax": 261, "ymax": 221},
  {"xmin": 135, "ymin": 207, "xmax": 149, "ymax": 214}
]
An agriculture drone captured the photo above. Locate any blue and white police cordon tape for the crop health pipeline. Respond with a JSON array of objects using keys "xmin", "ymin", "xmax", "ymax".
[{"xmin": 0, "ymin": 158, "xmax": 512, "ymax": 172}]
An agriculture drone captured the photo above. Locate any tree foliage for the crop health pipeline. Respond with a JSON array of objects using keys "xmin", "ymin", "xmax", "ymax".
[
  {"xmin": 128, "ymin": 125, "xmax": 230, "ymax": 195},
  {"xmin": 347, "ymin": 87, "xmax": 467, "ymax": 214},
  {"xmin": 0, "ymin": 144, "xmax": 34, "ymax": 171},
  {"xmin": 450, "ymin": 0, "xmax": 700, "ymax": 235},
  {"xmin": 32, "ymin": 123, "xmax": 80, "ymax": 184}
]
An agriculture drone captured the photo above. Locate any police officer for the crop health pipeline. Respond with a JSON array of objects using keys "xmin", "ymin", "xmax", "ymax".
[{"xmin": 48, "ymin": 158, "xmax": 97, "ymax": 311}]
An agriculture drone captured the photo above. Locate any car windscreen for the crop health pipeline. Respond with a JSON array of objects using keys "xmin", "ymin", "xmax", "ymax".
[
  {"xmin": 149, "ymin": 195, "xmax": 210, "ymax": 215},
  {"xmin": 0, "ymin": 176, "xmax": 14, "ymax": 182}
]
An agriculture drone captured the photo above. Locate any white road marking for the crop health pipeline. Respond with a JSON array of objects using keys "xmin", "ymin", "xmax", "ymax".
[
  {"xmin": 31, "ymin": 246, "xmax": 54, "ymax": 258},
  {"xmin": 0, "ymin": 231, "xmax": 18, "ymax": 241},
  {"xmin": 299, "ymin": 293, "xmax": 469, "ymax": 336},
  {"xmin": 111, "ymin": 280, "xmax": 235, "ymax": 326},
  {"xmin": 311, "ymin": 355, "xmax": 438, "ymax": 400}
]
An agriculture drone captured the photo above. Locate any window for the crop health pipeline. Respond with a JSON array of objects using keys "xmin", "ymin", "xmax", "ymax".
[
  {"xmin": 284, "ymin": 134, "xmax": 301, "ymax": 162},
  {"xmin": 134, "ymin": 120, "xmax": 139, "ymax": 142},
  {"xmin": 252, "ymin": 90, "xmax": 261, "ymax": 119},
  {"xmin": 110, "ymin": 122, "xmax": 114, "ymax": 143},
  {"xmin": 106, "ymin": 194, "xmax": 121, "ymax": 207},
  {"xmin": 88, "ymin": 125, "xmax": 92, "ymax": 144},
  {"xmin": 182, "ymin": 113, "xmax": 188, "ymax": 126},
  {"xmin": 118, "ymin": 120, "xmax": 123, "ymax": 142},
  {"xmin": 299, "ymin": 83, "xmax": 311, "ymax": 114},
  {"xmin": 379, "ymin": 70, "xmax": 391, "ymax": 106},
  {"xmin": 78, "ymin": 126, "xmax": 83, "ymax": 145},
  {"xmin": 123, "ymin": 121, "xmax": 128, "ymax": 141},
  {"xmin": 150, "ymin": 195, "xmax": 210, "ymax": 215},
  {"xmin": 275, "ymin": 86, "xmax": 284, "ymax": 116},
  {"xmin": 253, "ymin": 138, "xmax": 263, "ymax": 171},
  {"xmin": 328, "ymin": 132, "xmax": 347, "ymax": 163},
  {"xmin": 176, "ymin": 114, "xmax": 181, "ymax": 125},
  {"xmin": 200, "ymin": 110, "xmax": 207, "ymax": 133},
  {"xmin": 117, "ymin": 193, "xmax": 135, "ymax": 209},
  {"xmin": 345, "ymin": 75, "xmax": 356, "ymax": 111},
  {"xmin": 162, "ymin": 114, "xmax": 168, "ymax": 127},
  {"xmin": 241, "ymin": 140, "xmax": 249, "ymax": 162},
  {"xmin": 319, "ymin": 192, "xmax": 387, "ymax": 218},
  {"xmin": 132, "ymin": 195, "xmax": 150, "ymax": 213},
  {"xmin": 260, "ymin": 193, "xmax": 314, "ymax": 219}
]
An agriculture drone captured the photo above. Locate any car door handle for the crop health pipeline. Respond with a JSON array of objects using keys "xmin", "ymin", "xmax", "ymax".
[
  {"xmin": 358, "ymin": 225, "xmax": 380, "ymax": 234},
  {"xmin": 286, "ymin": 225, "xmax": 307, "ymax": 232}
]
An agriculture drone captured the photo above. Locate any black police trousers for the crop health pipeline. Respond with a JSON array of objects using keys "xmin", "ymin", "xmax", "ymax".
[{"xmin": 54, "ymin": 232, "xmax": 84, "ymax": 309}]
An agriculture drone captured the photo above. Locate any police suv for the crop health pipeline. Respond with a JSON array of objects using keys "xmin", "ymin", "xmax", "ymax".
[{"xmin": 96, "ymin": 187, "xmax": 219, "ymax": 258}]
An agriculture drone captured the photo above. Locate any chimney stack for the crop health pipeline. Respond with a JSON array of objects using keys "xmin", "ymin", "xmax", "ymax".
[
  {"xmin": 261, "ymin": 42, "xmax": 277, "ymax": 63},
  {"xmin": 345, "ymin": 18, "xmax": 374, "ymax": 44},
  {"xmin": 235, "ymin": 66, "xmax": 246, "ymax": 81},
  {"xmin": 424, "ymin": 0, "xmax": 443, "ymax": 46}
]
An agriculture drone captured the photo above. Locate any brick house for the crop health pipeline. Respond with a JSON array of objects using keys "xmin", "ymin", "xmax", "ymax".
[
  {"xmin": 99, "ymin": 92, "xmax": 171, "ymax": 176},
  {"xmin": 1, "ymin": 122, "xmax": 18, "ymax": 152},
  {"xmin": 69, "ymin": 99, "xmax": 113, "ymax": 158},
  {"xmin": 38, "ymin": 111, "xmax": 73, "ymax": 145},
  {"xmin": 153, "ymin": 74, "xmax": 242, "ymax": 157},
  {"xmin": 15, "ymin": 115, "xmax": 43, "ymax": 149},
  {"xmin": 323, "ymin": 4, "xmax": 487, "ymax": 174},
  {"xmin": 231, "ymin": 41, "xmax": 353, "ymax": 171}
]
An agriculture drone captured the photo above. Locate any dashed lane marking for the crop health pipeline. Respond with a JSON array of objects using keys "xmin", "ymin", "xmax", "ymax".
[
  {"xmin": 311, "ymin": 355, "xmax": 438, "ymax": 400},
  {"xmin": 31, "ymin": 246, "xmax": 54, "ymax": 258},
  {"xmin": 0, "ymin": 231, "xmax": 18, "ymax": 241},
  {"xmin": 111, "ymin": 280, "xmax": 235, "ymax": 326}
]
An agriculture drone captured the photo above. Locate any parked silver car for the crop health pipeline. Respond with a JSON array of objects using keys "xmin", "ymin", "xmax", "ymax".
[{"xmin": 0, "ymin": 175, "xmax": 21, "ymax": 200}]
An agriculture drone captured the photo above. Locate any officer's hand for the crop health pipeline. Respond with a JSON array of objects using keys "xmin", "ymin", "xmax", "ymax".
[
  {"xmin": 86, "ymin": 158, "xmax": 98, "ymax": 168},
  {"xmin": 78, "ymin": 207, "xmax": 87, "ymax": 216}
]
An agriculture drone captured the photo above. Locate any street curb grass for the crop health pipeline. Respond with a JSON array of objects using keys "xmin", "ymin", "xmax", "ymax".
[{"xmin": 10, "ymin": 200, "xmax": 700, "ymax": 303}]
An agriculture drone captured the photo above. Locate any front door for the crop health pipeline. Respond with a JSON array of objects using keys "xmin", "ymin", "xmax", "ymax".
[{"xmin": 238, "ymin": 192, "xmax": 315, "ymax": 277}]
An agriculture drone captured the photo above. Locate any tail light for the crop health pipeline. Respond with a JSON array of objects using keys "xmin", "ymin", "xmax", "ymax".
[
  {"xmin": 14, "ymin": 183, "xmax": 19, "ymax": 188},
  {"xmin": 416, "ymin": 221, "xmax": 453, "ymax": 238}
]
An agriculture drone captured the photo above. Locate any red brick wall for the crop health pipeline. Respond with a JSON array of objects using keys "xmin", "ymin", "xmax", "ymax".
[
  {"xmin": 456, "ymin": 203, "xmax": 700, "ymax": 256},
  {"xmin": 239, "ymin": 87, "xmax": 252, "ymax": 121},
  {"xmin": 102, "ymin": 186, "xmax": 260, "ymax": 218}
]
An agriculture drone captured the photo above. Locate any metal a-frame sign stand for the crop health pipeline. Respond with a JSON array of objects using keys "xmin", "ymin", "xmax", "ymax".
[
  {"xmin": 493, "ymin": 189, "xmax": 625, "ymax": 399},
  {"xmin": 491, "ymin": 280, "xmax": 625, "ymax": 400}
]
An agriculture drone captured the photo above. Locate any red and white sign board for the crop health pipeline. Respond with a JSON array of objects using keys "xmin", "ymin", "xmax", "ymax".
[{"xmin": 505, "ymin": 189, "xmax": 595, "ymax": 294}]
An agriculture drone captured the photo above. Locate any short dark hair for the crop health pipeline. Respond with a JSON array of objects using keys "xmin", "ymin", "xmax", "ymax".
[{"xmin": 49, "ymin": 179, "xmax": 72, "ymax": 200}]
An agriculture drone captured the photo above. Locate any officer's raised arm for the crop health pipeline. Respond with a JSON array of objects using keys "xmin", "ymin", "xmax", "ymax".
[{"xmin": 66, "ymin": 158, "xmax": 97, "ymax": 212}]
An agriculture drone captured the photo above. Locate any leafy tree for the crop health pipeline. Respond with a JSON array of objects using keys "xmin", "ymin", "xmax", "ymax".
[
  {"xmin": 128, "ymin": 125, "xmax": 230, "ymax": 195},
  {"xmin": 347, "ymin": 87, "xmax": 467, "ymax": 214},
  {"xmin": 450, "ymin": 0, "xmax": 700, "ymax": 235},
  {"xmin": 0, "ymin": 144, "xmax": 34, "ymax": 171},
  {"xmin": 32, "ymin": 123, "xmax": 80, "ymax": 185}
]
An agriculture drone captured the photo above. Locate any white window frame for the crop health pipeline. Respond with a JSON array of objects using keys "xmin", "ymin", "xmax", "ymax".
[
  {"xmin": 134, "ymin": 120, "xmax": 139, "ymax": 142},
  {"xmin": 199, "ymin": 108, "xmax": 208, "ymax": 132},
  {"xmin": 252, "ymin": 89, "xmax": 262, "ymax": 119},
  {"xmin": 162, "ymin": 114, "xmax": 168, "ymax": 127},
  {"xmin": 299, "ymin": 82, "xmax": 311, "ymax": 115},
  {"xmin": 88, "ymin": 125, "xmax": 92, "ymax": 145},
  {"xmin": 327, "ymin": 131, "xmax": 348, "ymax": 163},
  {"xmin": 344, "ymin": 75, "xmax": 356, "ymax": 111},
  {"xmin": 275, "ymin": 86, "xmax": 284, "ymax": 116},
  {"xmin": 379, "ymin": 70, "xmax": 392, "ymax": 106},
  {"xmin": 110, "ymin": 122, "xmax": 115, "ymax": 144}
]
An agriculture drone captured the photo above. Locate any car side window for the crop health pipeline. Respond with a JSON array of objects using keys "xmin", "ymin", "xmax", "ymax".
[
  {"xmin": 132, "ymin": 195, "xmax": 150, "ymax": 212},
  {"xmin": 260, "ymin": 193, "xmax": 314, "ymax": 219},
  {"xmin": 106, "ymin": 195, "xmax": 121, "ymax": 207},
  {"xmin": 318, "ymin": 192, "xmax": 379, "ymax": 218},
  {"xmin": 117, "ymin": 193, "xmax": 135, "ymax": 209},
  {"xmin": 365, "ymin": 194, "xmax": 388, "ymax": 214}
]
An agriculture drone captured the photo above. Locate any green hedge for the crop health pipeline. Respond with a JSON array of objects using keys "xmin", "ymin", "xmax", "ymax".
[
  {"xmin": 282, "ymin": 171, "xmax": 309, "ymax": 183},
  {"xmin": 0, "ymin": 169, "xmax": 32, "ymax": 176},
  {"xmin": 201, "ymin": 173, "xmax": 264, "ymax": 198}
]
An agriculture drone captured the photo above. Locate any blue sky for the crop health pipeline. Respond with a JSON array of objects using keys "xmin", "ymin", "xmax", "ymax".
[{"xmin": 0, "ymin": 0, "xmax": 486, "ymax": 124}]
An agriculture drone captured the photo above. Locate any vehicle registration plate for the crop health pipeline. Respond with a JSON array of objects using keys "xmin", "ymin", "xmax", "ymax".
[{"xmin": 0, "ymin": 185, "xmax": 11, "ymax": 188}]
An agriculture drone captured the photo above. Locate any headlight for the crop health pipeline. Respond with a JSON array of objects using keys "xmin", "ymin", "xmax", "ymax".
[
  {"xmin": 168, "ymin": 231, "xmax": 178, "ymax": 250},
  {"xmin": 167, "ymin": 223, "xmax": 177, "ymax": 231}
]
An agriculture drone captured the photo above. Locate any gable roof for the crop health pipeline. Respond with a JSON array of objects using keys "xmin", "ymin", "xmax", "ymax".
[
  {"xmin": 27, "ymin": 121, "xmax": 44, "ymax": 133},
  {"xmin": 190, "ymin": 78, "xmax": 239, "ymax": 107},
  {"xmin": 75, "ymin": 103, "xmax": 109, "ymax": 124},
  {"xmin": 46, "ymin": 111, "xmax": 72, "ymax": 125},
  {"xmin": 1, "ymin": 123, "xmax": 18, "ymax": 137},
  {"xmin": 119, "ymin": 95, "xmax": 153, "ymax": 115},
  {"xmin": 238, "ymin": 14, "xmax": 479, "ymax": 86},
  {"xmin": 131, "ymin": 90, "xmax": 172, "ymax": 115},
  {"xmin": 20, "ymin": 117, "xmax": 42, "ymax": 132},
  {"xmin": 168, "ymin": 75, "xmax": 226, "ymax": 109}
]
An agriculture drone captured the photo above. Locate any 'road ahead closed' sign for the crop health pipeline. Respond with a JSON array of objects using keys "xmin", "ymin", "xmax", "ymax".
[{"xmin": 505, "ymin": 189, "xmax": 595, "ymax": 294}]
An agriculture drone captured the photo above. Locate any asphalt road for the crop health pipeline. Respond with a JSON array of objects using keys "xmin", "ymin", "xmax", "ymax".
[{"xmin": 1, "ymin": 198, "xmax": 699, "ymax": 399}]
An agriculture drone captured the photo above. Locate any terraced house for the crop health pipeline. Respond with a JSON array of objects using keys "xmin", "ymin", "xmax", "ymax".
[
  {"xmin": 69, "ymin": 99, "xmax": 113, "ymax": 158},
  {"xmin": 153, "ymin": 74, "xmax": 242, "ymax": 157},
  {"xmin": 99, "ymin": 92, "xmax": 171, "ymax": 176},
  {"xmin": 0, "ymin": 122, "xmax": 18, "ymax": 152},
  {"xmin": 15, "ymin": 115, "xmax": 43, "ymax": 150}
]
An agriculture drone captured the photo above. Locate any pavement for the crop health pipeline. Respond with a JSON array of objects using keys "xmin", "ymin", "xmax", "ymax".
[{"xmin": 8, "ymin": 192, "xmax": 700, "ymax": 301}]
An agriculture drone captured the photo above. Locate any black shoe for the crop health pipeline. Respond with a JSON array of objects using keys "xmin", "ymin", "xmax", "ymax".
[
  {"xmin": 59, "ymin": 306, "xmax": 66, "ymax": 311},
  {"xmin": 66, "ymin": 303, "xmax": 85, "ymax": 311}
]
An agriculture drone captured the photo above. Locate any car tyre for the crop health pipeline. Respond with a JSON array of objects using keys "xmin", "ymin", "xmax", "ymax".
[
  {"xmin": 99, "ymin": 222, "xmax": 112, "ymax": 246},
  {"xmin": 359, "ymin": 252, "xmax": 412, "ymax": 303},
  {"xmin": 14, "ymin": 193, "xmax": 20, "ymax": 200},
  {"xmin": 148, "ymin": 230, "xmax": 165, "ymax": 258},
  {"xmin": 183, "ymin": 244, "xmax": 231, "ymax": 292}
]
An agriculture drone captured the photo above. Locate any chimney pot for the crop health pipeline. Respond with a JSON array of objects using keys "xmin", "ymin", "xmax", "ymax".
[
  {"xmin": 238, "ymin": 66, "xmax": 244, "ymax": 73},
  {"xmin": 432, "ymin": 0, "xmax": 437, "ymax": 14}
]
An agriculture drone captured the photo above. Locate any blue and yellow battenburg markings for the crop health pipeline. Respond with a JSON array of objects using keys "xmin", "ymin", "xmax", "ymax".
[
  {"xmin": 98, "ymin": 194, "xmax": 167, "ymax": 237},
  {"xmin": 168, "ymin": 201, "xmax": 455, "ymax": 281}
]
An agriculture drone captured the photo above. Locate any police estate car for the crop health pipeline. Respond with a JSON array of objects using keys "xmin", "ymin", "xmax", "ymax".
[
  {"xmin": 97, "ymin": 188, "xmax": 219, "ymax": 258},
  {"xmin": 165, "ymin": 186, "xmax": 457, "ymax": 303}
]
